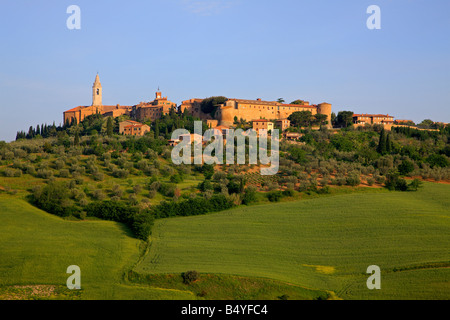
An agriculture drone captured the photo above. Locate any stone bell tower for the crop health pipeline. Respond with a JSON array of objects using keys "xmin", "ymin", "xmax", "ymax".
[{"xmin": 92, "ymin": 73, "xmax": 102, "ymax": 106}]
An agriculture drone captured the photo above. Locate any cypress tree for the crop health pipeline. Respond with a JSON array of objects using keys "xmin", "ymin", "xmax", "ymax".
[
  {"xmin": 155, "ymin": 121, "xmax": 160, "ymax": 137},
  {"xmin": 377, "ymin": 129, "xmax": 387, "ymax": 154},
  {"xmin": 106, "ymin": 117, "xmax": 113, "ymax": 137},
  {"xmin": 27, "ymin": 126, "xmax": 34, "ymax": 139},
  {"xmin": 74, "ymin": 130, "xmax": 80, "ymax": 146},
  {"xmin": 386, "ymin": 133, "xmax": 392, "ymax": 154}
]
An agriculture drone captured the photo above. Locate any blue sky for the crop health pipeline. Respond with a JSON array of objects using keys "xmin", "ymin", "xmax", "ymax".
[{"xmin": 0, "ymin": 0, "xmax": 449, "ymax": 141}]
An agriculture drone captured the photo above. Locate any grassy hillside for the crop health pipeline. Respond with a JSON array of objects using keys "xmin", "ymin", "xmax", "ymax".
[
  {"xmin": 0, "ymin": 195, "xmax": 194, "ymax": 300},
  {"xmin": 1, "ymin": 183, "xmax": 448, "ymax": 299},
  {"xmin": 133, "ymin": 182, "xmax": 450, "ymax": 300}
]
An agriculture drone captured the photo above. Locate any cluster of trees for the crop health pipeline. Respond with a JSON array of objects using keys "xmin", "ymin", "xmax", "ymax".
[
  {"xmin": 152, "ymin": 194, "xmax": 235, "ymax": 219},
  {"xmin": 86, "ymin": 201, "xmax": 154, "ymax": 240},
  {"xmin": 16, "ymin": 123, "xmax": 59, "ymax": 140},
  {"xmin": 200, "ymin": 96, "xmax": 228, "ymax": 116},
  {"xmin": 152, "ymin": 110, "xmax": 208, "ymax": 140},
  {"xmin": 384, "ymin": 170, "xmax": 424, "ymax": 191},
  {"xmin": 288, "ymin": 111, "xmax": 328, "ymax": 128}
]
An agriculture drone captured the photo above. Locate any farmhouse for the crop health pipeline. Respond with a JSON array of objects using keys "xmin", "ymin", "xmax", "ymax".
[
  {"xmin": 353, "ymin": 114, "xmax": 395, "ymax": 129},
  {"xmin": 122, "ymin": 123, "xmax": 150, "ymax": 136}
]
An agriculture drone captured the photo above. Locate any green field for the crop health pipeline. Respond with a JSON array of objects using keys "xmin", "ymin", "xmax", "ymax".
[
  {"xmin": 0, "ymin": 195, "xmax": 194, "ymax": 300},
  {"xmin": 133, "ymin": 182, "xmax": 450, "ymax": 300},
  {"xmin": 1, "ymin": 183, "xmax": 449, "ymax": 299}
]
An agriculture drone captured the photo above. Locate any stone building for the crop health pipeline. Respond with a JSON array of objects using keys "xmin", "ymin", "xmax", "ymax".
[
  {"xmin": 122, "ymin": 123, "xmax": 151, "ymax": 136},
  {"xmin": 63, "ymin": 75, "xmax": 178, "ymax": 125},
  {"xmin": 252, "ymin": 119, "xmax": 274, "ymax": 132},
  {"xmin": 64, "ymin": 74, "xmax": 333, "ymax": 134},
  {"xmin": 276, "ymin": 119, "xmax": 291, "ymax": 132},
  {"xmin": 353, "ymin": 114, "xmax": 395, "ymax": 129},
  {"xmin": 63, "ymin": 74, "xmax": 132, "ymax": 124},
  {"xmin": 132, "ymin": 90, "xmax": 177, "ymax": 121},
  {"xmin": 181, "ymin": 98, "xmax": 332, "ymax": 129}
]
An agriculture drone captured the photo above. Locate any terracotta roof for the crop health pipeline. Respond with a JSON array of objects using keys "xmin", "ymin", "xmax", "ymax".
[
  {"xmin": 64, "ymin": 106, "xmax": 85, "ymax": 112},
  {"xmin": 353, "ymin": 114, "xmax": 393, "ymax": 118},
  {"xmin": 229, "ymin": 98, "xmax": 278, "ymax": 106},
  {"xmin": 124, "ymin": 124, "xmax": 148, "ymax": 128},
  {"xmin": 280, "ymin": 104, "xmax": 316, "ymax": 108},
  {"xmin": 64, "ymin": 105, "xmax": 132, "ymax": 113},
  {"xmin": 215, "ymin": 125, "xmax": 230, "ymax": 130},
  {"xmin": 252, "ymin": 119, "xmax": 272, "ymax": 122},
  {"xmin": 182, "ymin": 99, "xmax": 203, "ymax": 104},
  {"xmin": 121, "ymin": 120, "xmax": 141, "ymax": 125}
]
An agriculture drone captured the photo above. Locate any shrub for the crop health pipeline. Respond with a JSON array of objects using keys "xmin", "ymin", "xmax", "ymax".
[
  {"xmin": 398, "ymin": 160, "xmax": 415, "ymax": 176},
  {"xmin": 113, "ymin": 168, "xmax": 129, "ymax": 179},
  {"xmin": 24, "ymin": 164, "xmax": 36, "ymax": 175},
  {"xmin": 198, "ymin": 180, "xmax": 213, "ymax": 192},
  {"xmin": 317, "ymin": 185, "xmax": 331, "ymax": 194},
  {"xmin": 149, "ymin": 180, "xmax": 161, "ymax": 191},
  {"xmin": 129, "ymin": 193, "xmax": 139, "ymax": 205},
  {"xmin": 426, "ymin": 154, "xmax": 449, "ymax": 168},
  {"xmin": 366, "ymin": 177, "xmax": 375, "ymax": 186},
  {"xmin": 92, "ymin": 189, "xmax": 106, "ymax": 201},
  {"xmin": 112, "ymin": 184, "xmax": 124, "ymax": 198},
  {"xmin": 182, "ymin": 271, "xmax": 199, "ymax": 284},
  {"xmin": 242, "ymin": 186, "xmax": 257, "ymax": 205},
  {"xmin": 282, "ymin": 189, "xmax": 295, "ymax": 197},
  {"xmin": 385, "ymin": 170, "xmax": 408, "ymax": 191},
  {"xmin": 133, "ymin": 184, "xmax": 143, "ymax": 194},
  {"xmin": 36, "ymin": 169, "xmax": 53, "ymax": 179},
  {"xmin": 59, "ymin": 169, "xmax": 70, "ymax": 178},
  {"xmin": 32, "ymin": 181, "xmax": 79, "ymax": 217},
  {"xmin": 170, "ymin": 174, "xmax": 183, "ymax": 184},
  {"xmin": 374, "ymin": 174, "xmax": 386, "ymax": 184},
  {"xmin": 148, "ymin": 189, "xmax": 157, "ymax": 199},
  {"xmin": 267, "ymin": 191, "xmax": 283, "ymax": 202},
  {"xmin": 158, "ymin": 183, "xmax": 177, "ymax": 197},
  {"xmin": 408, "ymin": 178, "xmax": 424, "ymax": 191},
  {"xmin": 92, "ymin": 172, "xmax": 104, "ymax": 181},
  {"xmin": 346, "ymin": 173, "xmax": 361, "ymax": 187},
  {"xmin": 3, "ymin": 168, "xmax": 16, "ymax": 177}
]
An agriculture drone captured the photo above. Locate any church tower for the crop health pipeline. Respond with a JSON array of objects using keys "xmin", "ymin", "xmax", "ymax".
[
  {"xmin": 92, "ymin": 74, "xmax": 102, "ymax": 106},
  {"xmin": 155, "ymin": 87, "xmax": 162, "ymax": 100}
]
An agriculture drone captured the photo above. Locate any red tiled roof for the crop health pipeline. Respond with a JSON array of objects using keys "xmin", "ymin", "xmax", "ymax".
[
  {"xmin": 64, "ymin": 106, "xmax": 85, "ymax": 112},
  {"xmin": 280, "ymin": 104, "xmax": 317, "ymax": 108},
  {"xmin": 353, "ymin": 114, "xmax": 393, "ymax": 118},
  {"xmin": 229, "ymin": 98, "xmax": 278, "ymax": 106},
  {"xmin": 121, "ymin": 120, "xmax": 141, "ymax": 124},
  {"xmin": 64, "ymin": 105, "xmax": 132, "ymax": 113},
  {"xmin": 124, "ymin": 124, "xmax": 147, "ymax": 129}
]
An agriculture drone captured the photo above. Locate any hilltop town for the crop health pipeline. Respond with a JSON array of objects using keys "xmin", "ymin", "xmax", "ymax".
[{"xmin": 63, "ymin": 74, "xmax": 443, "ymax": 138}]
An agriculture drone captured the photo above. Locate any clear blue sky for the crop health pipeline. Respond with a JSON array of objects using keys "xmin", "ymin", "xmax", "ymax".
[{"xmin": 1, "ymin": 0, "xmax": 449, "ymax": 141}]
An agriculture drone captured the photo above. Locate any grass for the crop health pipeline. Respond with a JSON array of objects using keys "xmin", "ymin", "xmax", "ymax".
[
  {"xmin": 133, "ymin": 182, "xmax": 450, "ymax": 300},
  {"xmin": 0, "ymin": 194, "xmax": 196, "ymax": 300},
  {"xmin": 0, "ymin": 182, "xmax": 448, "ymax": 299},
  {"xmin": 126, "ymin": 272, "xmax": 330, "ymax": 300}
]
